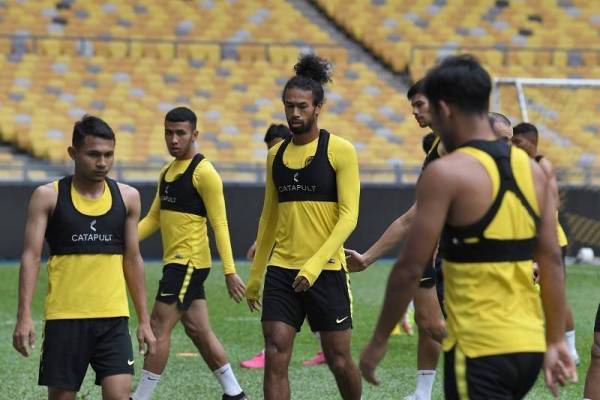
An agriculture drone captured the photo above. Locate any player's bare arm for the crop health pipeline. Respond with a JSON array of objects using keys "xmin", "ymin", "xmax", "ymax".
[
  {"xmin": 360, "ymin": 160, "xmax": 453, "ymax": 385},
  {"xmin": 13, "ymin": 183, "xmax": 56, "ymax": 357},
  {"xmin": 530, "ymin": 162, "xmax": 577, "ymax": 395},
  {"xmin": 119, "ymin": 183, "xmax": 156, "ymax": 356},
  {"xmin": 345, "ymin": 204, "xmax": 416, "ymax": 272},
  {"xmin": 538, "ymin": 157, "xmax": 560, "ymax": 209}
]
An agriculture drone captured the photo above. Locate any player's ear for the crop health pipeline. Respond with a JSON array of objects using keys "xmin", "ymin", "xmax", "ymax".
[
  {"xmin": 438, "ymin": 100, "xmax": 452, "ymax": 119},
  {"xmin": 67, "ymin": 146, "xmax": 77, "ymax": 161},
  {"xmin": 192, "ymin": 129, "xmax": 199, "ymax": 142},
  {"xmin": 314, "ymin": 100, "xmax": 323, "ymax": 116}
]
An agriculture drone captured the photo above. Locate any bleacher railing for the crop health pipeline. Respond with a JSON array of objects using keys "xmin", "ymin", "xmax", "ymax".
[
  {"xmin": 2, "ymin": 160, "xmax": 600, "ymax": 186},
  {"xmin": 410, "ymin": 44, "xmax": 600, "ymax": 66},
  {"xmin": 0, "ymin": 32, "xmax": 347, "ymax": 59}
]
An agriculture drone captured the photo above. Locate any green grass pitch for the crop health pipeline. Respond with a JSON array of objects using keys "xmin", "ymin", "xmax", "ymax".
[{"xmin": 1, "ymin": 262, "xmax": 598, "ymax": 399}]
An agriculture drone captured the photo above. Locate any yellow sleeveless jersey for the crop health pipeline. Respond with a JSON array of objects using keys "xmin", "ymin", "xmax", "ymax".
[
  {"xmin": 440, "ymin": 141, "xmax": 546, "ymax": 358},
  {"xmin": 45, "ymin": 180, "xmax": 129, "ymax": 320}
]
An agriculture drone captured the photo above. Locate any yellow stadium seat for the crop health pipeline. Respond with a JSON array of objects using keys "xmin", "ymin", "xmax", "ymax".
[
  {"xmin": 237, "ymin": 45, "xmax": 267, "ymax": 63},
  {"xmin": 268, "ymin": 45, "xmax": 300, "ymax": 64},
  {"xmin": 315, "ymin": 47, "xmax": 349, "ymax": 64},
  {"xmin": 142, "ymin": 42, "xmax": 174, "ymax": 60},
  {"xmin": 178, "ymin": 43, "xmax": 221, "ymax": 62},
  {"xmin": 38, "ymin": 39, "xmax": 62, "ymax": 56}
]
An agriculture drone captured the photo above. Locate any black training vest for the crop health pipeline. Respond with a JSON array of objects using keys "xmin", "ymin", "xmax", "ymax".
[
  {"xmin": 45, "ymin": 176, "xmax": 126, "ymax": 255},
  {"xmin": 272, "ymin": 129, "xmax": 338, "ymax": 203},
  {"xmin": 421, "ymin": 133, "xmax": 441, "ymax": 171},
  {"xmin": 440, "ymin": 140, "xmax": 540, "ymax": 263},
  {"xmin": 159, "ymin": 153, "xmax": 207, "ymax": 216}
]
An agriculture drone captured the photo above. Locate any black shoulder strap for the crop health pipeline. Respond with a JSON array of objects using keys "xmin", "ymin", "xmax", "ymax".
[
  {"xmin": 273, "ymin": 138, "xmax": 291, "ymax": 166},
  {"xmin": 58, "ymin": 175, "xmax": 72, "ymax": 195},
  {"xmin": 316, "ymin": 129, "xmax": 330, "ymax": 157},
  {"xmin": 447, "ymin": 140, "xmax": 539, "ymax": 236}
]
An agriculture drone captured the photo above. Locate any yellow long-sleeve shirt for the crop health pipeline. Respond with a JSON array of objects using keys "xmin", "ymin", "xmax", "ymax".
[
  {"xmin": 138, "ymin": 157, "xmax": 236, "ymax": 274},
  {"xmin": 246, "ymin": 132, "xmax": 360, "ymax": 300}
]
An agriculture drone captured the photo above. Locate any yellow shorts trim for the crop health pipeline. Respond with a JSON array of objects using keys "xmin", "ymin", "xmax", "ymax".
[
  {"xmin": 455, "ymin": 345, "xmax": 469, "ymax": 400},
  {"xmin": 178, "ymin": 264, "xmax": 194, "ymax": 303},
  {"xmin": 345, "ymin": 272, "xmax": 353, "ymax": 318}
]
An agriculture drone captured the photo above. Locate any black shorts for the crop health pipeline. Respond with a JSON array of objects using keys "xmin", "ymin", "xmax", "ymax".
[
  {"xmin": 434, "ymin": 256, "xmax": 445, "ymax": 317},
  {"xmin": 262, "ymin": 266, "xmax": 352, "ymax": 332},
  {"xmin": 444, "ymin": 346, "xmax": 543, "ymax": 400},
  {"xmin": 156, "ymin": 263, "xmax": 210, "ymax": 310},
  {"xmin": 39, "ymin": 317, "xmax": 133, "ymax": 391},
  {"xmin": 595, "ymin": 303, "xmax": 600, "ymax": 332},
  {"xmin": 561, "ymin": 246, "xmax": 567, "ymax": 276},
  {"xmin": 419, "ymin": 256, "xmax": 437, "ymax": 289}
]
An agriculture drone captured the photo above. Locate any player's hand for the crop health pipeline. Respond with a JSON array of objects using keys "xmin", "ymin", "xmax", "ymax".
[
  {"xmin": 12, "ymin": 316, "xmax": 36, "ymax": 357},
  {"xmin": 137, "ymin": 322, "xmax": 157, "ymax": 357},
  {"xmin": 292, "ymin": 275, "xmax": 310, "ymax": 293},
  {"xmin": 226, "ymin": 273, "xmax": 246, "ymax": 303},
  {"xmin": 344, "ymin": 249, "xmax": 369, "ymax": 273},
  {"xmin": 246, "ymin": 242, "xmax": 257, "ymax": 261},
  {"xmin": 359, "ymin": 337, "xmax": 388, "ymax": 386},
  {"xmin": 544, "ymin": 340, "xmax": 577, "ymax": 397},
  {"xmin": 247, "ymin": 298, "xmax": 261, "ymax": 312}
]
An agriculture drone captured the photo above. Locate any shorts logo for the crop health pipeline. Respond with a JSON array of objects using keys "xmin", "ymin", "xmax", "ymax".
[
  {"xmin": 160, "ymin": 292, "xmax": 174, "ymax": 297},
  {"xmin": 336, "ymin": 316, "xmax": 349, "ymax": 324},
  {"xmin": 90, "ymin": 220, "xmax": 97, "ymax": 232},
  {"xmin": 127, "ymin": 359, "xmax": 134, "ymax": 366},
  {"xmin": 293, "ymin": 172, "xmax": 300, "ymax": 183}
]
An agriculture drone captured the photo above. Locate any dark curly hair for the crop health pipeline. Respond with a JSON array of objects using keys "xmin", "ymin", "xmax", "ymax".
[{"xmin": 281, "ymin": 54, "xmax": 332, "ymax": 106}]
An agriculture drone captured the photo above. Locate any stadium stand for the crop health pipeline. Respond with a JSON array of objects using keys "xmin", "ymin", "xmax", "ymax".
[
  {"xmin": 0, "ymin": 0, "xmax": 598, "ymax": 182},
  {"xmin": 0, "ymin": 0, "xmax": 333, "ymax": 43},
  {"xmin": 312, "ymin": 0, "xmax": 600, "ymax": 179},
  {"xmin": 0, "ymin": 0, "xmax": 425, "ymax": 181},
  {"xmin": 314, "ymin": 0, "xmax": 600, "ymax": 78},
  {"xmin": 0, "ymin": 52, "xmax": 421, "ymax": 171}
]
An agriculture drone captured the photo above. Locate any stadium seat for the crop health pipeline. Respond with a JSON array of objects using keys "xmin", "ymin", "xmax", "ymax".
[{"xmin": 313, "ymin": 0, "xmax": 600, "ymax": 78}]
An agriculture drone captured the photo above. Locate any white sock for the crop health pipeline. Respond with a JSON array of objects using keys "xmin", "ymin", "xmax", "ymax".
[
  {"xmin": 565, "ymin": 330, "xmax": 578, "ymax": 356},
  {"xmin": 213, "ymin": 363, "xmax": 243, "ymax": 396},
  {"xmin": 314, "ymin": 331, "xmax": 322, "ymax": 351},
  {"xmin": 415, "ymin": 370, "xmax": 436, "ymax": 400},
  {"xmin": 132, "ymin": 369, "xmax": 161, "ymax": 400}
]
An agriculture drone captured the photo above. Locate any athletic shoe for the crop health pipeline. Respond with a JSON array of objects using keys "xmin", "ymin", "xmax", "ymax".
[
  {"xmin": 303, "ymin": 351, "xmax": 326, "ymax": 366},
  {"xmin": 240, "ymin": 351, "xmax": 265, "ymax": 369},
  {"xmin": 222, "ymin": 392, "xmax": 248, "ymax": 400}
]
